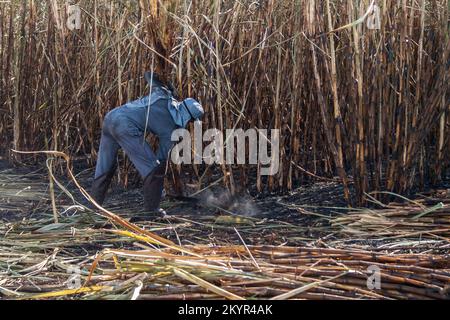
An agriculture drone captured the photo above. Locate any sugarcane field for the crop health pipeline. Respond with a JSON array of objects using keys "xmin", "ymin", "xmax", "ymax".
[{"xmin": 0, "ymin": 0, "xmax": 449, "ymax": 306}]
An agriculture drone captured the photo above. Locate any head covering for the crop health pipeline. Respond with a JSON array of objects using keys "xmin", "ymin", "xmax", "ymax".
[
  {"xmin": 167, "ymin": 98, "xmax": 204, "ymax": 128},
  {"xmin": 181, "ymin": 98, "xmax": 204, "ymax": 121}
]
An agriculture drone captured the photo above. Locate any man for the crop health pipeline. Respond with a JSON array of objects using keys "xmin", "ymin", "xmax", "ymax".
[{"xmin": 91, "ymin": 72, "xmax": 204, "ymax": 217}]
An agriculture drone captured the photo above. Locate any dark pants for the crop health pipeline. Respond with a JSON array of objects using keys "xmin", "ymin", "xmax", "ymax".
[{"xmin": 94, "ymin": 97, "xmax": 177, "ymax": 180}]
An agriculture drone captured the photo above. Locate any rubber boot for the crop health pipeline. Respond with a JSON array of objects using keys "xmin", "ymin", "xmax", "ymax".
[
  {"xmin": 143, "ymin": 162, "xmax": 167, "ymax": 215},
  {"xmin": 90, "ymin": 169, "xmax": 116, "ymax": 206}
]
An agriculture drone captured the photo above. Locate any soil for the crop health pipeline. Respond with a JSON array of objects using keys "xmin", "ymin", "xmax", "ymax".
[{"xmin": 1, "ymin": 159, "xmax": 449, "ymax": 248}]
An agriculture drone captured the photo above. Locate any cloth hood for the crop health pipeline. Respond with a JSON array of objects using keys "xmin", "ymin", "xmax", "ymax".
[{"xmin": 168, "ymin": 98, "xmax": 204, "ymax": 128}]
